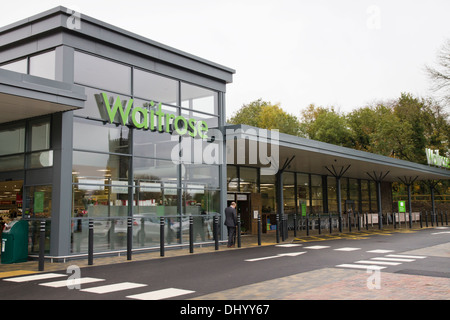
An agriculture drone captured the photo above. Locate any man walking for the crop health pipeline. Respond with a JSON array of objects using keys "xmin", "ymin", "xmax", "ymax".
[{"xmin": 224, "ymin": 202, "xmax": 237, "ymax": 248}]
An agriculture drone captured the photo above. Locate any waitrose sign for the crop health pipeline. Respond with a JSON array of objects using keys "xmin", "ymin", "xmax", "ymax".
[
  {"xmin": 425, "ymin": 148, "xmax": 450, "ymax": 169},
  {"xmin": 100, "ymin": 93, "xmax": 208, "ymax": 138}
]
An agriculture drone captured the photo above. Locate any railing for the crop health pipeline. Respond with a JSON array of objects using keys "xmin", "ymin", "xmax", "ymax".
[{"xmin": 33, "ymin": 214, "xmax": 223, "ymax": 270}]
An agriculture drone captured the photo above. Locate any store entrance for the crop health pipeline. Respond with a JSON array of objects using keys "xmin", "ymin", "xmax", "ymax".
[
  {"xmin": 0, "ymin": 180, "xmax": 24, "ymax": 237},
  {"xmin": 227, "ymin": 193, "xmax": 251, "ymax": 234}
]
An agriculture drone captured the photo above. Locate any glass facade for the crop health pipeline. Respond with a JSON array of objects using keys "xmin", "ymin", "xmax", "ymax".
[{"xmin": 70, "ymin": 50, "xmax": 223, "ymax": 253}]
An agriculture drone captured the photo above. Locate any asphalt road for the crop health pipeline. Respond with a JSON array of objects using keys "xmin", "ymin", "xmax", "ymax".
[{"xmin": 0, "ymin": 227, "xmax": 449, "ymax": 304}]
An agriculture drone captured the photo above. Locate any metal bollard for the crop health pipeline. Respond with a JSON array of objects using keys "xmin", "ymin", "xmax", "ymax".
[
  {"xmin": 329, "ymin": 213, "xmax": 332, "ymax": 234},
  {"xmin": 276, "ymin": 214, "xmax": 280, "ymax": 243},
  {"xmin": 440, "ymin": 211, "xmax": 444, "ymax": 227},
  {"xmin": 419, "ymin": 212, "xmax": 423, "ymax": 228},
  {"xmin": 189, "ymin": 215, "xmax": 194, "ymax": 254},
  {"xmin": 446, "ymin": 211, "xmax": 448, "ymax": 226},
  {"xmin": 257, "ymin": 214, "xmax": 261, "ymax": 246},
  {"xmin": 293, "ymin": 213, "xmax": 297, "ymax": 237},
  {"xmin": 160, "ymin": 217, "xmax": 165, "ymax": 257},
  {"xmin": 237, "ymin": 214, "xmax": 241, "ymax": 248},
  {"xmin": 127, "ymin": 217, "xmax": 132, "ymax": 261},
  {"xmin": 318, "ymin": 213, "xmax": 321, "ymax": 235},
  {"xmin": 425, "ymin": 211, "xmax": 429, "ymax": 227},
  {"xmin": 38, "ymin": 220, "xmax": 46, "ymax": 271},
  {"xmin": 306, "ymin": 214, "xmax": 310, "ymax": 236},
  {"xmin": 88, "ymin": 219, "xmax": 94, "ymax": 265},
  {"xmin": 357, "ymin": 212, "xmax": 361, "ymax": 231},
  {"xmin": 214, "ymin": 214, "xmax": 219, "ymax": 250}
]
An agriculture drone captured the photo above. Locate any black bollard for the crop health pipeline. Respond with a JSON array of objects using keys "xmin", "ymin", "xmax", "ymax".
[
  {"xmin": 258, "ymin": 214, "xmax": 261, "ymax": 246},
  {"xmin": 160, "ymin": 217, "xmax": 165, "ymax": 257},
  {"xmin": 88, "ymin": 219, "xmax": 94, "ymax": 265},
  {"xmin": 127, "ymin": 217, "xmax": 132, "ymax": 261},
  {"xmin": 276, "ymin": 214, "xmax": 280, "ymax": 243},
  {"xmin": 189, "ymin": 215, "xmax": 194, "ymax": 254},
  {"xmin": 38, "ymin": 220, "xmax": 46, "ymax": 271},
  {"xmin": 214, "ymin": 214, "xmax": 219, "ymax": 250},
  {"xmin": 237, "ymin": 214, "xmax": 241, "ymax": 248}
]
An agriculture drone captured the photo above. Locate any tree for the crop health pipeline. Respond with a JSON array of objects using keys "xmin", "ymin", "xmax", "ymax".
[
  {"xmin": 426, "ymin": 39, "xmax": 450, "ymax": 107},
  {"xmin": 228, "ymin": 99, "xmax": 301, "ymax": 136},
  {"xmin": 299, "ymin": 104, "xmax": 353, "ymax": 147}
]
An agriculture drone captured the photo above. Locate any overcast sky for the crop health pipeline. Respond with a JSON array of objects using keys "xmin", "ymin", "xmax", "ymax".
[{"xmin": 2, "ymin": 0, "xmax": 449, "ymax": 118}]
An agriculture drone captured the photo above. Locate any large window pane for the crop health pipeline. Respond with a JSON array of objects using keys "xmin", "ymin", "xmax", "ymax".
[
  {"xmin": 311, "ymin": 174, "xmax": 322, "ymax": 213},
  {"xmin": 133, "ymin": 69, "xmax": 178, "ymax": 105},
  {"xmin": 181, "ymin": 82, "xmax": 218, "ymax": 115},
  {"xmin": 74, "ymin": 51, "xmax": 131, "ymax": 94},
  {"xmin": 283, "ymin": 172, "xmax": 296, "ymax": 214},
  {"xmin": 239, "ymin": 167, "xmax": 258, "ymax": 193},
  {"xmin": 73, "ymin": 151, "xmax": 130, "ymax": 182},
  {"xmin": 134, "ymin": 158, "xmax": 178, "ymax": 182},
  {"xmin": 0, "ymin": 126, "xmax": 25, "ymax": 156},
  {"xmin": 29, "ymin": 50, "xmax": 55, "ymax": 80},
  {"xmin": 73, "ymin": 118, "xmax": 130, "ymax": 154},
  {"xmin": 261, "ymin": 174, "xmax": 276, "ymax": 214},
  {"xmin": 31, "ymin": 119, "xmax": 51, "ymax": 151},
  {"xmin": 183, "ymin": 164, "xmax": 219, "ymax": 189},
  {"xmin": 297, "ymin": 173, "xmax": 309, "ymax": 215},
  {"xmin": 74, "ymin": 87, "xmax": 132, "ymax": 120},
  {"xmin": 133, "ymin": 124, "xmax": 178, "ymax": 160}
]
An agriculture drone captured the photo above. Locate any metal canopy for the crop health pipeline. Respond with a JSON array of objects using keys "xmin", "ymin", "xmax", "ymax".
[
  {"xmin": 0, "ymin": 69, "xmax": 86, "ymax": 124},
  {"xmin": 225, "ymin": 124, "xmax": 450, "ymax": 182}
]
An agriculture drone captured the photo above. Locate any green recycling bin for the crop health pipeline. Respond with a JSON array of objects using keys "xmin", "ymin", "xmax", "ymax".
[{"xmin": 1, "ymin": 220, "xmax": 29, "ymax": 264}]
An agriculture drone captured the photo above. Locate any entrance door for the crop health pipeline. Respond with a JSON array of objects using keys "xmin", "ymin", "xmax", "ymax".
[{"xmin": 227, "ymin": 193, "xmax": 251, "ymax": 234}]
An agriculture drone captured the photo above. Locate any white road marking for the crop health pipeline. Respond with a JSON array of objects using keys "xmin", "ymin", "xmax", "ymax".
[
  {"xmin": 355, "ymin": 260, "xmax": 402, "ymax": 266},
  {"xmin": 127, "ymin": 288, "xmax": 195, "ymax": 300},
  {"xmin": 386, "ymin": 254, "xmax": 427, "ymax": 259},
  {"xmin": 245, "ymin": 252, "xmax": 306, "ymax": 262},
  {"xmin": 304, "ymin": 245, "xmax": 330, "ymax": 250},
  {"xmin": 3, "ymin": 273, "xmax": 66, "ymax": 283},
  {"xmin": 40, "ymin": 277, "xmax": 105, "ymax": 288},
  {"xmin": 371, "ymin": 257, "xmax": 415, "ymax": 262},
  {"xmin": 276, "ymin": 244, "xmax": 302, "ymax": 247},
  {"xmin": 367, "ymin": 249, "xmax": 394, "ymax": 254},
  {"xmin": 334, "ymin": 247, "xmax": 361, "ymax": 251},
  {"xmin": 80, "ymin": 282, "xmax": 147, "ymax": 294},
  {"xmin": 335, "ymin": 264, "xmax": 386, "ymax": 270}
]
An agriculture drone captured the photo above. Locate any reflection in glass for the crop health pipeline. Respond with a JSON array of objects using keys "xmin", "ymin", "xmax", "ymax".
[
  {"xmin": 31, "ymin": 119, "xmax": 51, "ymax": 151},
  {"xmin": 181, "ymin": 82, "xmax": 218, "ymax": 115},
  {"xmin": 133, "ymin": 69, "xmax": 178, "ymax": 105},
  {"xmin": 0, "ymin": 126, "xmax": 25, "ymax": 156},
  {"xmin": 72, "ymin": 151, "xmax": 130, "ymax": 182},
  {"xmin": 74, "ymin": 51, "xmax": 131, "ymax": 94},
  {"xmin": 73, "ymin": 118, "xmax": 130, "ymax": 154}
]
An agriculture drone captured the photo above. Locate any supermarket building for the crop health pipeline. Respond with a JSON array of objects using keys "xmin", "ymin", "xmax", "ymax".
[{"xmin": 0, "ymin": 7, "xmax": 449, "ymax": 261}]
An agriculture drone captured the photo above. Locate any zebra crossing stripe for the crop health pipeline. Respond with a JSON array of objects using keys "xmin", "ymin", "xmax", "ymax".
[
  {"xmin": 40, "ymin": 277, "xmax": 105, "ymax": 288},
  {"xmin": 371, "ymin": 257, "xmax": 415, "ymax": 262},
  {"xmin": 126, "ymin": 288, "xmax": 195, "ymax": 300},
  {"xmin": 3, "ymin": 273, "xmax": 66, "ymax": 282},
  {"xmin": 385, "ymin": 254, "xmax": 427, "ymax": 259},
  {"xmin": 80, "ymin": 282, "xmax": 147, "ymax": 294},
  {"xmin": 355, "ymin": 260, "xmax": 401, "ymax": 266}
]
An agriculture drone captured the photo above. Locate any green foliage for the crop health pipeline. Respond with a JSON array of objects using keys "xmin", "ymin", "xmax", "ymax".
[
  {"xmin": 229, "ymin": 93, "xmax": 449, "ymax": 165},
  {"xmin": 227, "ymin": 99, "xmax": 301, "ymax": 136}
]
